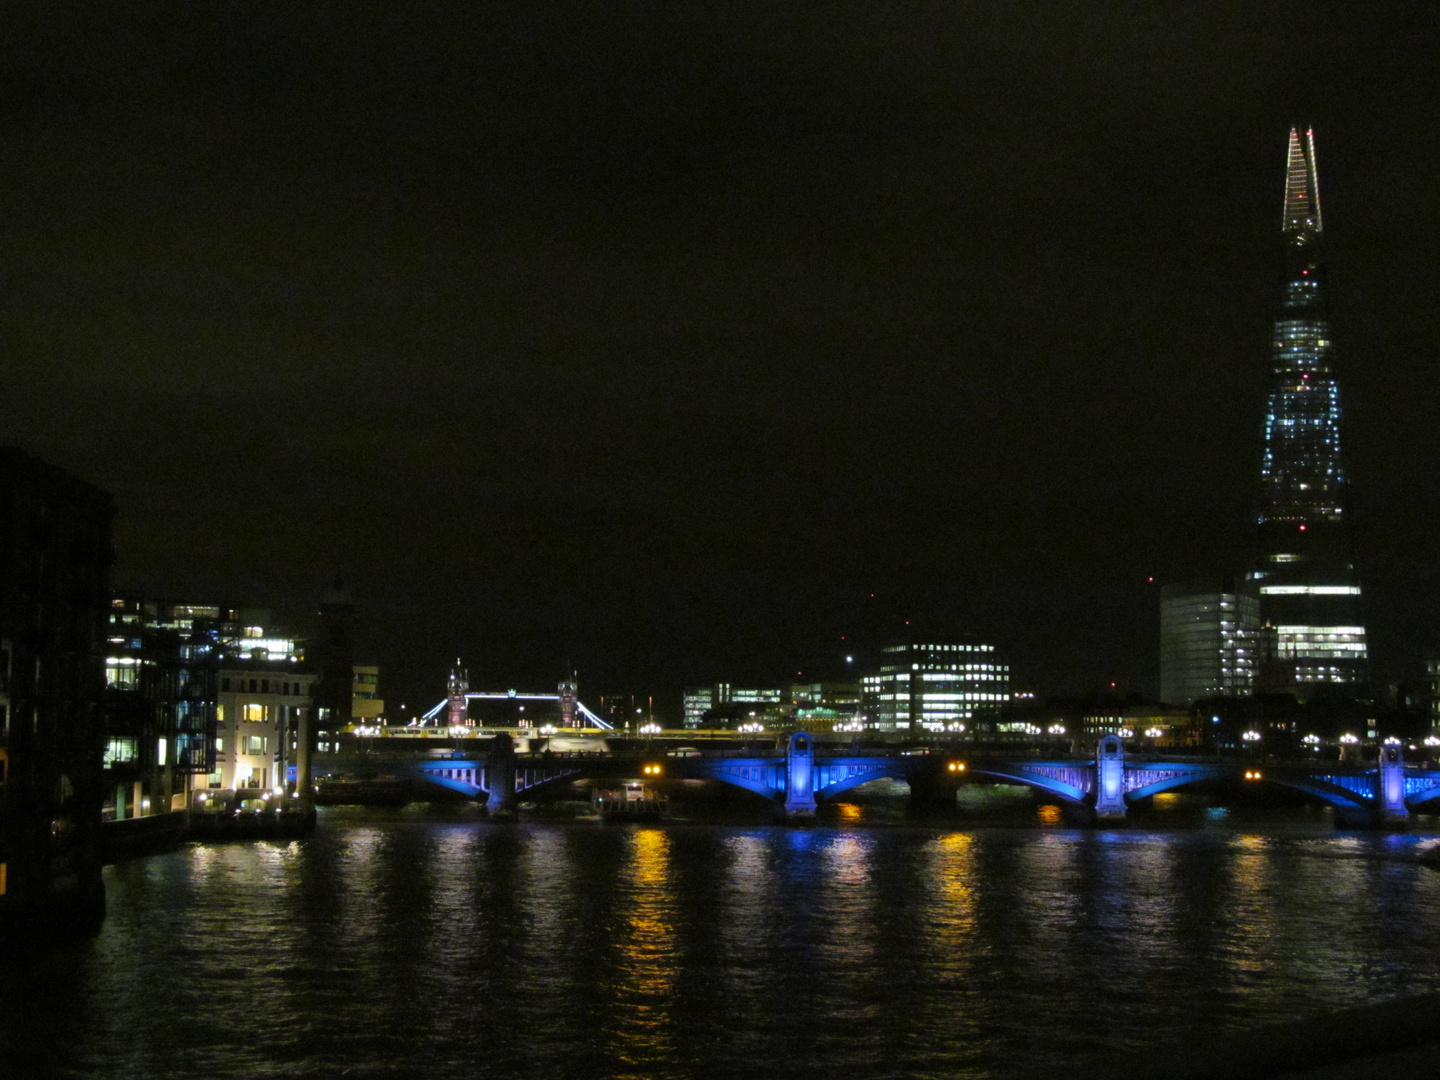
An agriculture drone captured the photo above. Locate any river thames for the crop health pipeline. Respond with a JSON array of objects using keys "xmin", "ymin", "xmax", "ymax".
[{"xmin": 5, "ymin": 803, "xmax": 1440, "ymax": 1079}]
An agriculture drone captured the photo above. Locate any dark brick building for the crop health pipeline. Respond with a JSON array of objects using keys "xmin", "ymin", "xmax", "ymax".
[{"xmin": 0, "ymin": 448, "xmax": 114, "ymax": 941}]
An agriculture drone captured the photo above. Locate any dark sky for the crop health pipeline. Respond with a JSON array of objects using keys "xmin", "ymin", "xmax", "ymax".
[{"xmin": 3, "ymin": 2, "xmax": 1438, "ymax": 712}]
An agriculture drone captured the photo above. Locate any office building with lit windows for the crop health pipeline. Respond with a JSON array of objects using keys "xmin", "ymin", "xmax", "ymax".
[
  {"xmin": 1426, "ymin": 658, "xmax": 1440, "ymax": 736},
  {"xmin": 860, "ymin": 640, "xmax": 1009, "ymax": 734},
  {"xmin": 106, "ymin": 600, "xmax": 310, "ymax": 810},
  {"xmin": 682, "ymin": 682, "xmax": 859, "ymax": 731},
  {"xmin": 1249, "ymin": 127, "xmax": 1367, "ymax": 694},
  {"xmin": 213, "ymin": 667, "xmax": 313, "ymax": 792},
  {"xmin": 104, "ymin": 599, "xmax": 226, "ymax": 821},
  {"xmin": 682, "ymin": 683, "xmax": 785, "ymax": 729},
  {"xmin": 1159, "ymin": 577, "xmax": 1259, "ymax": 705}
]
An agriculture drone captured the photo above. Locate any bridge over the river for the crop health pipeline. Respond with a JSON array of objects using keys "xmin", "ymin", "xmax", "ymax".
[{"xmin": 383, "ymin": 732, "xmax": 1440, "ymax": 825}]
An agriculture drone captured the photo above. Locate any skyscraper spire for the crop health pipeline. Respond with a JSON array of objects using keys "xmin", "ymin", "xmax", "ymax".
[
  {"xmin": 1282, "ymin": 125, "xmax": 1322, "ymax": 235},
  {"xmin": 1253, "ymin": 126, "xmax": 1367, "ymax": 696}
]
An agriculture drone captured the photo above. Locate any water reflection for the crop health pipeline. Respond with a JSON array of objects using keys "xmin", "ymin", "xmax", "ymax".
[
  {"xmin": 1225, "ymin": 835, "xmax": 1280, "ymax": 985},
  {"xmin": 818, "ymin": 832, "xmax": 877, "ymax": 971},
  {"xmin": 608, "ymin": 828, "xmax": 677, "ymax": 1078},
  {"xmin": 6, "ymin": 818, "xmax": 1440, "ymax": 1080}
]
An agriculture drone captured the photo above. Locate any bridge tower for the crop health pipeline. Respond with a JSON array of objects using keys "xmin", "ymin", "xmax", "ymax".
[
  {"xmin": 1378, "ymin": 744, "xmax": 1408, "ymax": 824},
  {"xmin": 783, "ymin": 731, "xmax": 818, "ymax": 821},
  {"xmin": 447, "ymin": 661, "xmax": 470, "ymax": 729},
  {"xmin": 558, "ymin": 672, "xmax": 578, "ymax": 729},
  {"xmin": 1094, "ymin": 734, "xmax": 1128, "ymax": 821}
]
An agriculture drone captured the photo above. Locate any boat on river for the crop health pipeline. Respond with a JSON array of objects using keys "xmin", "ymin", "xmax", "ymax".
[{"xmin": 592, "ymin": 782, "xmax": 666, "ymax": 823}]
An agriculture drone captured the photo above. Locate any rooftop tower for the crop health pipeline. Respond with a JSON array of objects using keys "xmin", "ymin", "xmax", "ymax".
[{"xmin": 1252, "ymin": 126, "xmax": 1367, "ymax": 695}]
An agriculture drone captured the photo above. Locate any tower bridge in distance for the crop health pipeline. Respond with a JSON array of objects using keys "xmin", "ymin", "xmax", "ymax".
[
  {"xmin": 318, "ymin": 731, "xmax": 1440, "ymax": 826},
  {"xmin": 407, "ymin": 667, "xmax": 616, "ymax": 730}
]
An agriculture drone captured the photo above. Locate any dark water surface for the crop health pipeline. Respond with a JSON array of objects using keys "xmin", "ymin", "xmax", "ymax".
[{"xmin": 6, "ymin": 807, "xmax": 1440, "ymax": 1079}]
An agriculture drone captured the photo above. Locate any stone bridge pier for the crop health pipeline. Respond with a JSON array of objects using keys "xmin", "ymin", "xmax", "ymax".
[
  {"xmin": 906, "ymin": 760, "xmax": 964, "ymax": 814},
  {"xmin": 782, "ymin": 731, "xmax": 818, "ymax": 822},
  {"xmin": 485, "ymin": 733, "xmax": 517, "ymax": 819},
  {"xmin": 1093, "ymin": 734, "xmax": 1127, "ymax": 821},
  {"xmin": 1379, "ymin": 745, "xmax": 1408, "ymax": 825}
]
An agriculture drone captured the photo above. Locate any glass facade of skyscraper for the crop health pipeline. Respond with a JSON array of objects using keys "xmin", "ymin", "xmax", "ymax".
[{"xmin": 1250, "ymin": 127, "xmax": 1367, "ymax": 694}]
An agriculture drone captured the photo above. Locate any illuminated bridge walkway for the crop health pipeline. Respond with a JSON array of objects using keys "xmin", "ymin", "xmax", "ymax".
[{"xmin": 379, "ymin": 732, "xmax": 1440, "ymax": 825}]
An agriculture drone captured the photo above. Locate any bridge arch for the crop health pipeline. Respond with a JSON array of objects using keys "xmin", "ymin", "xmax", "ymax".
[
  {"xmin": 1404, "ymin": 776, "xmax": 1440, "ymax": 808},
  {"xmin": 959, "ymin": 765, "xmax": 1092, "ymax": 809},
  {"xmin": 815, "ymin": 758, "xmax": 1094, "ymax": 809},
  {"xmin": 1122, "ymin": 765, "xmax": 1374, "ymax": 813},
  {"xmin": 409, "ymin": 758, "xmax": 590, "ymax": 801},
  {"xmin": 697, "ymin": 760, "xmax": 788, "ymax": 802},
  {"xmin": 413, "ymin": 762, "xmax": 486, "ymax": 798},
  {"xmin": 1253, "ymin": 775, "xmax": 1373, "ymax": 812},
  {"xmin": 812, "ymin": 761, "xmax": 908, "ymax": 800}
]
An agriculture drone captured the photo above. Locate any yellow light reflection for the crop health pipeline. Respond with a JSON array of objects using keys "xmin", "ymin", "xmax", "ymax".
[
  {"xmin": 818, "ymin": 833, "xmax": 877, "ymax": 976},
  {"xmin": 610, "ymin": 828, "xmax": 677, "ymax": 1078},
  {"xmin": 1037, "ymin": 804, "xmax": 1062, "ymax": 825},
  {"xmin": 915, "ymin": 834, "xmax": 981, "ymax": 1042},
  {"xmin": 932, "ymin": 833, "xmax": 978, "ymax": 931},
  {"xmin": 1226, "ymin": 835, "xmax": 1278, "ymax": 977},
  {"xmin": 835, "ymin": 802, "xmax": 863, "ymax": 824}
]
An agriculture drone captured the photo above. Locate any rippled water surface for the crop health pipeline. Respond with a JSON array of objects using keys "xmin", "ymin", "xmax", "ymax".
[{"xmin": 6, "ymin": 809, "xmax": 1440, "ymax": 1079}]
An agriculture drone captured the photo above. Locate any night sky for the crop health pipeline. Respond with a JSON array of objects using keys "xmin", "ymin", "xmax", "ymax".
[{"xmin": 4, "ymin": 3, "xmax": 1438, "ymax": 711}]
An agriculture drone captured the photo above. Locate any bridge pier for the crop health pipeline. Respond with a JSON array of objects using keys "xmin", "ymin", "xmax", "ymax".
[
  {"xmin": 1093, "ymin": 734, "xmax": 1128, "ymax": 823},
  {"xmin": 906, "ymin": 765, "xmax": 959, "ymax": 815},
  {"xmin": 781, "ymin": 731, "xmax": 818, "ymax": 823},
  {"xmin": 485, "ymin": 733, "xmax": 518, "ymax": 820},
  {"xmin": 1378, "ymin": 745, "xmax": 1409, "ymax": 826}
]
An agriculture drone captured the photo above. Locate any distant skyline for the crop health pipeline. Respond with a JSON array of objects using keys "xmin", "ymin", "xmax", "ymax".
[{"xmin": 4, "ymin": 3, "xmax": 1439, "ymax": 708}]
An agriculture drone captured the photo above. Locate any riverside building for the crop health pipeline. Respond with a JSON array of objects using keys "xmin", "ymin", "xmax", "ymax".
[
  {"xmin": 860, "ymin": 640, "xmax": 1009, "ymax": 735},
  {"xmin": 104, "ymin": 599, "xmax": 223, "ymax": 821},
  {"xmin": 681, "ymin": 682, "xmax": 859, "ymax": 731},
  {"xmin": 0, "ymin": 448, "xmax": 113, "ymax": 938},
  {"xmin": 213, "ymin": 660, "xmax": 312, "ymax": 793},
  {"xmin": 1159, "ymin": 577, "xmax": 1260, "ymax": 706},
  {"xmin": 682, "ymin": 684, "xmax": 785, "ymax": 729},
  {"xmin": 106, "ymin": 601, "xmax": 311, "ymax": 811}
]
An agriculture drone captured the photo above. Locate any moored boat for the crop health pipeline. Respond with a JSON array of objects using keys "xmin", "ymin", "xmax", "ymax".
[{"xmin": 593, "ymin": 782, "xmax": 666, "ymax": 823}]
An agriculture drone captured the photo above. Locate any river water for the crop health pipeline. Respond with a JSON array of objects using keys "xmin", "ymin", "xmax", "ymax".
[{"xmin": 5, "ymin": 803, "xmax": 1440, "ymax": 1080}]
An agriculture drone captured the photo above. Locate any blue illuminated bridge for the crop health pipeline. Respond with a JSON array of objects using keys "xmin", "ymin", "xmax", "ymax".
[{"xmin": 331, "ymin": 732, "xmax": 1440, "ymax": 826}]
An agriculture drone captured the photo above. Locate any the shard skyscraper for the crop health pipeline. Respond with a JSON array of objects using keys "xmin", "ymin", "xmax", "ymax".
[{"xmin": 1251, "ymin": 126, "xmax": 1368, "ymax": 695}]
